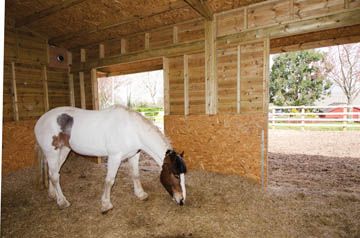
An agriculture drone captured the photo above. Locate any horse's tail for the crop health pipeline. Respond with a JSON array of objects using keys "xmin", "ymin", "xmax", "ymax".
[{"xmin": 35, "ymin": 141, "xmax": 48, "ymax": 190}]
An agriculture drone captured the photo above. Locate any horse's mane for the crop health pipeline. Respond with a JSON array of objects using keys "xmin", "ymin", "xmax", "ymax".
[{"xmin": 111, "ymin": 105, "xmax": 172, "ymax": 148}]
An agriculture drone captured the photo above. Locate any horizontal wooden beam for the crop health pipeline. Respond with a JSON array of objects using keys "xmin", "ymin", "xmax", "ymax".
[
  {"xmin": 184, "ymin": 0, "xmax": 213, "ymax": 20},
  {"xmin": 49, "ymin": 1, "xmax": 187, "ymax": 46},
  {"xmin": 217, "ymin": 8, "xmax": 360, "ymax": 47},
  {"xmin": 15, "ymin": 0, "xmax": 87, "ymax": 28},
  {"xmin": 71, "ymin": 40, "xmax": 204, "ymax": 73}
]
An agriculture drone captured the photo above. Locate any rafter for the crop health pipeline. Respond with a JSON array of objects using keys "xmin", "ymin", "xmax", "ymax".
[
  {"xmin": 15, "ymin": 0, "xmax": 88, "ymax": 28},
  {"xmin": 49, "ymin": 1, "xmax": 187, "ymax": 46},
  {"xmin": 183, "ymin": 0, "xmax": 213, "ymax": 20}
]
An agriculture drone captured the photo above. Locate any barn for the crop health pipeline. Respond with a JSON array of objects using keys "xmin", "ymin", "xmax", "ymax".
[{"xmin": 2, "ymin": 0, "xmax": 360, "ymax": 237}]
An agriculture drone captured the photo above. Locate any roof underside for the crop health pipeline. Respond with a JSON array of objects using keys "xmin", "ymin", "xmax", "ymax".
[{"xmin": 5, "ymin": 0, "xmax": 265, "ymax": 49}]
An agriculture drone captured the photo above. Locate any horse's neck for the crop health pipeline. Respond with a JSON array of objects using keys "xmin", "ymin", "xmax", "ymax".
[{"xmin": 137, "ymin": 122, "xmax": 170, "ymax": 167}]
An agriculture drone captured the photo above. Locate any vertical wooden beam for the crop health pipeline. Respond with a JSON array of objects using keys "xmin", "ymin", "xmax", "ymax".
[
  {"xmin": 91, "ymin": 68, "xmax": 99, "ymax": 110},
  {"xmin": 46, "ymin": 41, "xmax": 50, "ymax": 64},
  {"xmin": 263, "ymin": 38, "xmax": 270, "ymax": 114},
  {"xmin": 79, "ymin": 72, "xmax": 86, "ymax": 109},
  {"xmin": 184, "ymin": 55, "xmax": 189, "ymax": 115},
  {"xmin": 42, "ymin": 65, "xmax": 49, "ymax": 112},
  {"xmin": 205, "ymin": 20, "xmax": 217, "ymax": 115},
  {"xmin": 80, "ymin": 48, "xmax": 86, "ymax": 62},
  {"xmin": 68, "ymin": 73, "xmax": 75, "ymax": 106},
  {"xmin": 67, "ymin": 51, "xmax": 73, "ymax": 65},
  {"xmin": 173, "ymin": 26, "xmax": 178, "ymax": 44},
  {"xmin": 163, "ymin": 57, "xmax": 170, "ymax": 115},
  {"xmin": 11, "ymin": 62, "xmax": 19, "ymax": 121},
  {"xmin": 121, "ymin": 38, "xmax": 128, "ymax": 54},
  {"xmin": 145, "ymin": 33, "xmax": 150, "ymax": 50},
  {"xmin": 344, "ymin": 0, "xmax": 349, "ymax": 9},
  {"xmin": 99, "ymin": 44, "xmax": 105, "ymax": 59},
  {"xmin": 237, "ymin": 45, "xmax": 241, "ymax": 113},
  {"xmin": 244, "ymin": 7, "xmax": 248, "ymax": 30}
]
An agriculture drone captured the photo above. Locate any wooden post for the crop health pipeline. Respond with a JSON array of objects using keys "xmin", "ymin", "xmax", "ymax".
[
  {"xmin": 173, "ymin": 26, "xmax": 178, "ymax": 44},
  {"xmin": 272, "ymin": 108, "xmax": 276, "ymax": 129},
  {"xmin": 121, "ymin": 38, "xmax": 127, "ymax": 54},
  {"xmin": 79, "ymin": 72, "xmax": 86, "ymax": 109},
  {"xmin": 145, "ymin": 33, "xmax": 150, "ymax": 50},
  {"xmin": 301, "ymin": 106, "xmax": 305, "ymax": 131},
  {"xmin": 237, "ymin": 45, "xmax": 241, "ymax": 113},
  {"xmin": 68, "ymin": 73, "xmax": 75, "ymax": 106},
  {"xmin": 244, "ymin": 7, "xmax": 248, "ymax": 29},
  {"xmin": 67, "ymin": 51, "xmax": 73, "ymax": 65},
  {"xmin": 205, "ymin": 20, "xmax": 217, "ymax": 115},
  {"xmin": 343, "ymin": 107, "xmax": 347, "ymax": 131},
  {"xmin": 163, "ymin": 57, "xmax": 170, "ymax": 115},
  {"xmin": 344, "ymin": 0, "xmax": 349, "ymax": 9},
  {"xmin": 99, "ymin": 44, "xmax": 105, "ymax": 59},
  {"xmin": 11, "ymin": 62, "xmax": 19, "ymax": 121},
  {"xmin": 80, "ymin": 48, "xmax": 86, "ymax": 62},
  {"xmin": 42, "ymin": 65, "xmax": 49, "ymax": 112},
  {"xmin": 184, "ymin": 55, "xmax": 189, "ymax": 115},
  {"xmin": 91, "ymin": 68, "xmax": 99, "ymax": 110}
]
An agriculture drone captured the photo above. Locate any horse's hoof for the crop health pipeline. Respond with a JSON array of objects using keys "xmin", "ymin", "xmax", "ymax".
[
  {"xmin": 58, "ymin": 199, "xmax": 71, "ymax": 209},
  {"xmin": 101, "ymin": 203, "xmax": 113, "ymax": 214},
  {"xmin": 138, "ymin": 192, "xmax": 149, "ymax": 201},
  {"xmin": 48, "ymin": 191, "xmax": 56, "ymax": 200}
]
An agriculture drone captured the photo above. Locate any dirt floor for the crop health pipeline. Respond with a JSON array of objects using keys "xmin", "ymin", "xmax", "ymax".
[{"xmin": 2, "ymin": 130, "xmax": 360, "ymax": 237}]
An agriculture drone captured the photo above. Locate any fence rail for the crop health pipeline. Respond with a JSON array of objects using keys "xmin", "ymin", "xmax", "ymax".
[{"xmin": 269, "ymin": 105, "xmax": 360, "ymax": 130}]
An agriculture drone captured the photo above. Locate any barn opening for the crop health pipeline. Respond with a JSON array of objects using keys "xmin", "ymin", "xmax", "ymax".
[{"xmin": 268, "ymin": 28, "xmax": 360, "ymax": 193}]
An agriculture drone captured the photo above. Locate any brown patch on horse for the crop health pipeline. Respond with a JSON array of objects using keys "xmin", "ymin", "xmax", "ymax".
[{"xmin": 52, "ymin": 132, "xmax": 70, "ymax": 150}]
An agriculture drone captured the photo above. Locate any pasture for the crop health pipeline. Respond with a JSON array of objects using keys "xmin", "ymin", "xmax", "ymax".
[{"xmin": 2, "ymin": 131, "xmax": 360, "ymax": 237}]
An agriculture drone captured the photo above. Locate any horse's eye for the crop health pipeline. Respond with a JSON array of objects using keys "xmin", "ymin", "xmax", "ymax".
[{"xmin": 174, "ymin": 174, "xmax": 180, "ymax": 179}]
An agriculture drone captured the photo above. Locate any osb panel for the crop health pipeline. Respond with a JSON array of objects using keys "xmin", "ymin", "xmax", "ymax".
[
  {"xmin": 216, "ymin": 8, "xmax": 245, "ymax": 37},
  {"xmin": 247, "ymin": 0, "xmax": 291, "ymax": 28},
  {"xmin": 47, "ymin": 67, "xmax": 69, "ymax": 109},
  {"xmin": 150, "ymin": 27, "xmax": 173, "ymax": 49},
  {"xmin": 350, "ymin": 0, "xmax": 360, "ymax": 8},
  {"xmin": 177, "ymin": 19, "xmax": 205, "ymax": 43},
  {"xmin": 294, "ymin": 0, "xmax": 344, "ymax": 19},
  {"xmin": 2, "ymin": 120, "xmax": 37, "ymax": 174},
  {"xmin": 188, "ymin": 53, "xmax": 205, "ymax": 115},
  {"xmin": 240, "ymin": 42, "xmax": 264, "ymax": 113},
  {"xmin": 3, "ymin": 63, "xmax": 13, "ymax": 121},
  {"xmin": 165, "ymin": 114, "xmax": 268, "ymax": 182},
  {"xmin": 217, "ymin": 46, "xmax": 238, "ymax": 113},
  {"xmin": 168, "ymin": 56, "xmax": 184, "ymax": 115},
  {"xmin": 15, "ymin": 63, "xmax": 45, "ymax": 120}
]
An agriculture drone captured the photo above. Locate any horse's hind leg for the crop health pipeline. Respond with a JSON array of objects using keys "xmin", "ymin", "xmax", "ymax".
[
  {"xmin": 128, "ymin": 153, "xmax": 148, "ymax": 201},
  {"xmin": 46, "ymin": 148, "xmax": 71, "ymax": 209},
  {"xmin": 48, "ymin": 147, "xmax": 71, "ymax": 201}
]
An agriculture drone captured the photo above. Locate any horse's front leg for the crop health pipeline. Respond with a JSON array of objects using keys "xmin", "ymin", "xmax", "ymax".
[
  {"xmin": 101, "ymin": 154, "xmax": 122, "ymax": 213},
  {"xmin": 128, "ymin": 153, "xmax": 148, "ymax": 200}
]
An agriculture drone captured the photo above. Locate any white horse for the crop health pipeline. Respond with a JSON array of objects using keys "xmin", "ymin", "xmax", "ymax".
[{"xmin": 34, "ymin": 105, "xmax": 187, "ymax": 213}]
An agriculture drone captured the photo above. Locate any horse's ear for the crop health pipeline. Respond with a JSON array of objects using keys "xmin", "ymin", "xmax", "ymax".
[
  {"xmin": 180, "ymin": 151, "xmax": 184, "ymax": 157},
  {"xmin": 166, "ymin": 149, "xmax": 172, "ymax": 156}
]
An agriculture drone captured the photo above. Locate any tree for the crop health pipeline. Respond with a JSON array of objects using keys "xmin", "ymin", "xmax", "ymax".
[
  {"xmin": 270, "ymin": 50, "xmax": 331, "ymax": 106},
  {"xmin": 142, "ymin": 72, "xmax": 158, "ymax": 105},
  {"xmin": 324, "ymin": 43, "xmax": 360, "ymax": 105}
]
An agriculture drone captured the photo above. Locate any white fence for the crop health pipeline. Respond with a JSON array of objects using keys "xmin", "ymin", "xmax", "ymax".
[{"xmin": 269, "ymin": 105, "xmax": 360, "ymax": 130}]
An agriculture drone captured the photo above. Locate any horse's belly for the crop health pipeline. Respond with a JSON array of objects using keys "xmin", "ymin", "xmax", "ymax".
[{"xmin": 69, "ymin": 130, "xmax": 108, "ymax": 157}]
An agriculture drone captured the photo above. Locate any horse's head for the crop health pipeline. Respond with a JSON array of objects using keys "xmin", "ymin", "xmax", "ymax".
[{"xmin": 160, "ymin": 149, "xmax": 187, "ymax": 206}]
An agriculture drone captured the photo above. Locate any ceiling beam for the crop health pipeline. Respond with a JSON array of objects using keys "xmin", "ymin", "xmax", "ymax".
[
  {"xmin": 183, "ymin": 0, "xmax": 213, "ymax": 20},
  {"xmin": 15, "ymin": 0, "xmax": 88, "ymax": 28},
  {"xmin": 49, "ymin": 1, "xmax": 187, "ymax": 46}
]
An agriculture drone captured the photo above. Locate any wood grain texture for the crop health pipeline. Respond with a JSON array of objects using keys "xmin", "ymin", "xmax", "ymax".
[{"xmin": 165, "ymin": 114, "xmax": 268, "ymax": 182}]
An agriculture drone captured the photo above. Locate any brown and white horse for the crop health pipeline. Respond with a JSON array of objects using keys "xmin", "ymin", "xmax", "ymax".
[{"xmin": 34, "ymin": 105, "xmax": 187, "ymax": 213}]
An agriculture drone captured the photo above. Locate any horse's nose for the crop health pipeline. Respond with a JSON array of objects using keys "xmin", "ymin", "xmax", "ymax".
[{"xmin": 179, "ymin": 199, "xmax": 184, "ymax": 206}]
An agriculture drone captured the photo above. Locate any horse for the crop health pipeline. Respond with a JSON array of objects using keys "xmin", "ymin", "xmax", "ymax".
[{"xmin": 34, "ymin": 105, "xmax": 187, "ymax": 213}]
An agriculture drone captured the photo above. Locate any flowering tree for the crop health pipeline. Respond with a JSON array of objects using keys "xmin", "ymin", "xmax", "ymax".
[{"xmin": 324, "ymin": 43, "xmax": 360, "ymax": 105}]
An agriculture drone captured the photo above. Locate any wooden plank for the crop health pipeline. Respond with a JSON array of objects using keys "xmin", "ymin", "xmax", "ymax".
[
  {"xmin": 184, "ymin": 0, "xmax": 213, "ymax": 20},
  {"xmin": 163, "ymin": 57, "xmax": 170, "ymax": 115},
  {"xmin": 15, "ymin": 0, "xmax": 87, "ymax": 27},
  {"xmin": 79, "ymin": 72, "xmax": 86, "ymax": 109},
  {"xmin": 80, "ymin": 48, "xmax": 86, "ymax": 63},
  {"xmin": 173, "ymin": 26, "xmax": 178, "ymax": 44},
  {"xmin": 184, "ymin": 55, "xmax": 189, "ymax": 115},
  {"xmin": 42, "ymin": 65, "xmax": 49, "ymax": 112},
  {"xmin": 67, "ymin": 51, "xmax": 73, "ymax": 65},
  {"xmin": 145, "ymin": 33, "xmax": 150, "ymax": 50},
  {"xmin": 91, "ymin": 69, "xmax": 99, "ymax": 110},
  {"xmin": 69, "ymin": 73, "xmax": 75, "ymax": 106},
  {"xmin": 205, "ymin": 20, "xmax": 216, "ymax": 114},
  {"xmin": 237, "ymin": 45, "xmax": 241, "ymax": 113},
  {"xmin": 121, "ymin": 38, "xmax": 128, "ymax": 54},
  {"xmin": 11, "ymin": 62, "xmax": 19, "ymax": 121},
  {"xmin": 263, "ymin": 38, "xmax": 270, "ymax": 114}
]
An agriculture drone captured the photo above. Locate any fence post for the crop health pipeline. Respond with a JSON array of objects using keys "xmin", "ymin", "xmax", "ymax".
[
  {"xmin": 301, "ymin": 106, "xmax": 305, "ymax": 131},
  {"xmin": 272, "ymin": 108, "xmax": 275, "ymax": 129},
  {"xmin": 343, "ymin": 107, "xmax": 347, "ymax": 131}
]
